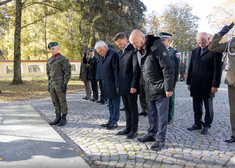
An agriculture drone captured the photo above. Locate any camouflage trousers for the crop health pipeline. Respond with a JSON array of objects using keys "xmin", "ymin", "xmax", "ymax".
[{"xmin": 50, "ymin": 80, "xmax": 68, "ymax": 114}]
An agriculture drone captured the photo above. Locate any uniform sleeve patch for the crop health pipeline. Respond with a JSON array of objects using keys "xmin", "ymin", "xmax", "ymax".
[
  {"xmin": 163, "ymin": 51, "xmax": 167, "ymax": 56},
  {"xmin": 176, "ymin": 53, "xmax": 180, "ymax": 58}
]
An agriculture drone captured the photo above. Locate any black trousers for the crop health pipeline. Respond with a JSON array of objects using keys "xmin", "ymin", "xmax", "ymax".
[
  {"xmin": 193, "ymin": 97, "xmax": 214, "ymax": 128},
  {"xmin": 90, "ymin": 78, "xmax": 98, "ymax": 100},
  {"xmin": 122, "ymin": 93, "xmax": 139, "ymax": 133}
]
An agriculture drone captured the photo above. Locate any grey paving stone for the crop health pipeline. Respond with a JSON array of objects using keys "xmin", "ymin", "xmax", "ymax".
[{"xmin": 2, "ymin": 73, "xmax": 235, "ymax": 168}]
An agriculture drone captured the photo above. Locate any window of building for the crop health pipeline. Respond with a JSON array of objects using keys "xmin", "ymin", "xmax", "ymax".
[
  {"xmin": 26, "ymin": 63, "xmax": 44, "ymax": 73},
  {"xmin": 6, "ymin": 65, "xmax": 14, "ymax": 74},
  {"xmin": 28, "ymin": 65, "xmax": 42, "ymax": 73},
  {"xmin": 71, "ymin": 63, "xmax": 78, "ymax": 71},
  {"xmin": 5, "ymin": 63, "xmax": 24, "ymax": 74}
]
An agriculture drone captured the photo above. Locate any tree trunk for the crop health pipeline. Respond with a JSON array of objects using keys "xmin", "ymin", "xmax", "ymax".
[
  {"xmin": 44, "ymin": 17, "xmax": 48, "ymax": 60},
  {"xmin": 11, "ymin": 0, "xmax": 23, "ymax": 85}
]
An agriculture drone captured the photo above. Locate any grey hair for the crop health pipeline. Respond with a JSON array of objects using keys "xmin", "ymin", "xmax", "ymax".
[
  {"xmin": 95, "ymin": 40, "xmax": 107, "ymax": 49},
  {"xmin": 196, "ymin": 32, "xmax": 209, "ymax": 40}
]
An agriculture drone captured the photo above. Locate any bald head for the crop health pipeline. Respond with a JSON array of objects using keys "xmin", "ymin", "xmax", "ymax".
[
  {"xmin": 196, "ymin": 32, "xmax": 210, "ymax": 49},
  {"xmin": 129, "ymin": 29, "xmax": 146, "ymax": 50}
]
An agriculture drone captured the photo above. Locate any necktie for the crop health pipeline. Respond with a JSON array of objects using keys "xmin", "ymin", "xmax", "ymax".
[
  {"xmin": 141, "ymin": 49, "xmax": 144, "ymax": 54},
  {"xmin": 200, "ymin": 48, "xmax": 204, "ymax": 55}
]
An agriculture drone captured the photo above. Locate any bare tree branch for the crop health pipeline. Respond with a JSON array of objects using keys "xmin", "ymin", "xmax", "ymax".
[
  {"xmin": 0, "ymin": 0, "xmax": 13, "ymax": 6},
  {"xmin": 21, "ymin": 12, "xmax": 57, "ymax": 29},
  {"xmin": 22, "ymin": 1, "xmax": 67, "ymax": 11}
]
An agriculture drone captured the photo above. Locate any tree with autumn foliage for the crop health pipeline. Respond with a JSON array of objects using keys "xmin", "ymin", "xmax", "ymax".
[{"xmin": 207, "ymin": 0, "xmax": 235, "ymax": 42}]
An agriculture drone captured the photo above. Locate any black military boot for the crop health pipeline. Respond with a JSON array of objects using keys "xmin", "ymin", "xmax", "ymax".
[
  {"xmin": 58, "ymin": 114, "xmax": 67, "ymax": 126},
  {"xmin": 50, "ymin": 113, "xmax": 61, "ymax": 125}
]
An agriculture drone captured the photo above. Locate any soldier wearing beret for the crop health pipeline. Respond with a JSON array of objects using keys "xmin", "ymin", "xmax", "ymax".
[
  {"xmin": 46, "ymin": 42, "xmax": 71, "ymax": 126},
  {"xmin": 160, "ymin": 32, "xmax": 180, "ymax": 124}
]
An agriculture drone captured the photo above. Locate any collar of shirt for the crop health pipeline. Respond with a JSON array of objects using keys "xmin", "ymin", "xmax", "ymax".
[
  {"xmin": 122, "ymin": 43, "xmax": 129, "ymax": 53},
  {"xmin": 52, "ymin": 53, "xmax": 60, "ymax": 59}
]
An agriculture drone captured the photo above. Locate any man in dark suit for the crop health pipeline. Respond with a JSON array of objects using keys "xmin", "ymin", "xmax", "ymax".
[
  {"xmin": 113, "ymin": 32, "xmax": 140, "ymax": 139},
  {"xmin": 95, "ymin": 40, "xmax": 120, "ymax": 130},
  {"xmin": 83, "ymin": 49, "xmax": 98, "ymax": 102},
  {"xmin": 187, "ymin": 32, "xmax": 223, "ymax": 135}
]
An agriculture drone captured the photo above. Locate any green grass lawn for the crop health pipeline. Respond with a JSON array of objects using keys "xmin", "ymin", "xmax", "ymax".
[{"xmin": 0, "ymin": 75, "xmax": 85, "ymax": 102}]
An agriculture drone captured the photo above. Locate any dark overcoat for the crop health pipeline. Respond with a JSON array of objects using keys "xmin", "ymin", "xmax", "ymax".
[
  {"xmin": 79, "ymin": 59, "xmax": 89, "ymax": 81},
  {"xmin": 118, "ymin": 43, "xmax": 140, "ymax": 95},
  {"xmin": 101, "ymin": 48, "xmax": 119, "ymax": 99},
  {"xmin": 186, "ymin": 46, "xmax": 223, "ymax": 98},
  {"xmin": 83, "ymin": 56, "xmax": 97, "ymax": 80}
]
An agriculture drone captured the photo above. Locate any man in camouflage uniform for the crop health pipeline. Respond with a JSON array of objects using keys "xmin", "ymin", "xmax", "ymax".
[
  {"xmin": 160, "ymin": 32, "xmax": 180, "ymax": 124},
  {"xmin": 46, "ymin": 42, "xmax": 71, "ymax": 126}
]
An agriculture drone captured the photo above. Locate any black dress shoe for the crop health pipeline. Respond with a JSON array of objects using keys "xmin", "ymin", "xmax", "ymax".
[
  {"xmin": 101, "ymin": 101, "xmax": 106, "ymax": 105},
  {"xmin": 143, "ymin": 112, "xmax": 147, "ymax": 117},
  {"xmin": 82, "ymin": 96, "xmax": 87, "ymax": 99},
  {"xmin": 137, "ymin": 135, "xmax": 156, "ymax": 142},
  {"xmin": 120, "ymin": 107, "xmax": 125, "ymax": 111},
  {"xmin": 139, "ymin": 111, "xmax": 147, "ymax": 117},
  {"xmin": 224, "ymin": 136, "xmax": 235, "ymax": 143},
  {"xmin": 97, "ymin": 100, "xmax": 103, "ymax": 103},
  {"xmin": 150, "ymin": 141, "xmax": 165, "ymax": 151},
  {"xmin": 127, "ymin": 132, "xmax": 138, "ymax": 139},
  {"xmin": 106, "ymin": 123, "xmax": 118, "ymax": 130},
  {"xmin": 201, "ymin": 127, "xmax": 210, "ymax": 135},
  {"xmin": 117, "ymin": 129, "xmax": 130, "ymax": 135},
  {"xmin": 101, "ymin": 121, "xmax": 111, "ymax": 127},
  {"xmin": 139, "ymin": 111, "xmax": 145, "ymax": 115},
  {"xmin": 90, "ymin": 98, "xmax": 97, "ymax": 102},
  {"xmin": 187, "ymin": 124, "xmax": 202, "ymax": 131}
]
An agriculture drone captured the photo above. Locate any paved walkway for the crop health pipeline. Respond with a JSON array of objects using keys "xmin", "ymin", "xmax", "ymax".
[
  {"xmin": 1, "ymin": 72, "xmax": 235, "ymax": 168},
  {"xmin": 0, "ymin": 105, "xmax": 89, "ymax": 168}
]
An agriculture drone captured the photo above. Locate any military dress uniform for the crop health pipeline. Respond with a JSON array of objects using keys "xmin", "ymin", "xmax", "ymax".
[
  {"xmin": 46, "ymin": 42, "xmax": 71, "ymax": 126},
  {"xmin": 208, "ymin": 22, "xmax": 235, "ymax": 142},
  {"xmin": 160, "ymin": 32, "xmax": 180, "ymax": 123}
]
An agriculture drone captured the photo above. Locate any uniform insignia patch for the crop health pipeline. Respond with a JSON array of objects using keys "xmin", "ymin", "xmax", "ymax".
[
  {"xmin": 176, "ymin": 53, "xmax": 180, "ymax": 58},
  {"xmin": 163, "ymin": 51, "xmax": 167, "ymax": 56}
]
